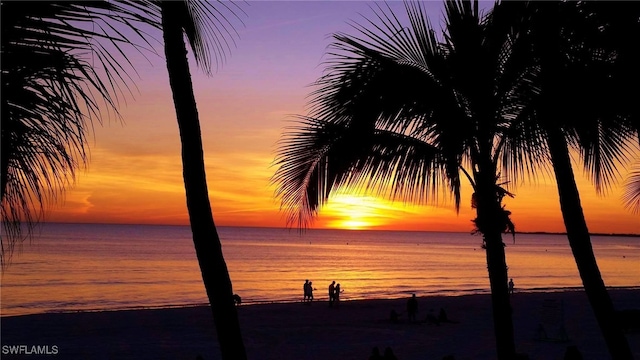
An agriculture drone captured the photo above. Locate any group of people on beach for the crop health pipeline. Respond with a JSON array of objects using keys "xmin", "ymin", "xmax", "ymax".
[
  {"xmin": 369, "ymin": 346, "xmax": 398, "ymax": 360},
  {"xmin": 303, "ymin": 280, "xmax": 343, "ymax": 306},
  {"xmin": 387, "ymin": 294, "xmax": 457, "ymax": 326},
  {"xmin": 303, "ymin": 280, "xmax": 316, "ymax": 302},
  {"xmin": 327, "ymin": 280, "xmax": 343, "ymax": 307}
]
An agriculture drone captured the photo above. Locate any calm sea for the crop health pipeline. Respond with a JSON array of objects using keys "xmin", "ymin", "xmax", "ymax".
[{"xmin": 1, "ymin": 223, "xmax": 638, "ymax": 316}]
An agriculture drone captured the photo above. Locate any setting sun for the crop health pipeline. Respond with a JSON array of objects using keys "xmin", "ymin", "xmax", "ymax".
[
  {"xmin": 338, "ymin": 220, "xmax": 370, "ymax": 230},
  {"xmin": 322, "ymin": 194, "xmax": 389, "ymax": 230}
]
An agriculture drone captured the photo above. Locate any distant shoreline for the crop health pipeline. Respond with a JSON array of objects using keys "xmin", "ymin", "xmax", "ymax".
[
  {"xmin": 37, "ymin": 222, "xmax": 640, "ymax": 237},
  {"xmin": 518, "ymin": 231, "xmax": 640, "ymax": 238}
]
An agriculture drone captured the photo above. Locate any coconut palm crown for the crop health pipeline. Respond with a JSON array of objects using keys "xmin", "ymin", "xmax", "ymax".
[
  {"xmin": 273, "ymin": 1, "xmax": 545, "ymax": 358},
  {"xmin": 1, "ymin": 0, "xmax": 245, "ymax": 266},
  {"xmin": 0, "ymin": 1, "xmax": 165, "ymax": 267},
  {"xmin": 503, "ymin": 3, "xmax": 639, "ymax": 357}
]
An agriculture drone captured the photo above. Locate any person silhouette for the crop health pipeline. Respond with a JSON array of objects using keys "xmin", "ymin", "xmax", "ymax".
[
  {"xmin": 303, "ymin": 280, "xmax": 310, "ymax": 303},
  {"xmin": 407, "ymin": 293, "xmax": 418, "ymax": 322},
  {"xmin": 426, "ymin": 309, "xmax": 440, "ymax": 325},
  {"xmin": 308, "ymin": 281, "xmax": 315, "ymax": 302},
  {"xmin": 334, "ymin": 283, "xmax": 342, "ymax": 307},
  {"xmin": 328, "ymin": 281, "xmax": 336, "ymax": 307},
  {"xmin": 508, "ymin": 278, "xmax": 515, "ymax": 295},
  {"xmin": 438, "ymin": 307, "xmax": 448, "ymax": 323},
  {"xmin": 369, "ymin": 346, "xmax": 382, "ymax": 360},
  {"xmin": 564, "ymin": 345, "xmax": 583, "ymax": 360},
  {"xmin": 389, "ymin": 309, "xmax": 400, "ymax": 323},
  {"xmin": 232, "ymin": 294, "xmax": 242, "ymax": 306},
  {"xmin": 383, "ymin": 347, "xmax": 397, "ymax": 360}
]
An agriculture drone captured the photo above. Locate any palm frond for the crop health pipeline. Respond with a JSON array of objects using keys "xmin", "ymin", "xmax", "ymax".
[
  {"xmin": 310, "ymin": 3, "xmax": 442, "ymax": 125},
  {"xmin": 164, "ymin": 1, "xmax": 246, "ymax": 74},
  {"xmin": 272, "ymin": 116, "xmax": 452, "ymax": 228},
  {"xmin": 1, "ymin": 1, "xmax": 162, "ymax": 267},
  {"xmin": 622, "ymin": 163, "xmax": 640, "ymax": 214},
  {"xmin": 274, "ymin": 0, "xmax": 542, "ymax": 228},
  {"xmin": 573, "ymin": 123, "xmax": 636, "ymax": 194},
  {"xmin": 1, "ymin": 1, "xmax": 248, "ymax": 267},
  {"xmin": 513, "ymin": 1, "xmax": 640, "ymax": 194},
  {"xmin": 497, "ymin": 106, "xmax": 553, "ymax": 187}
]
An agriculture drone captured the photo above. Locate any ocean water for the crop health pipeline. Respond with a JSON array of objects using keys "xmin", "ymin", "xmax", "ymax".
[{"xmin": 1, "ymin": 223, "xmax": 638, "ymax": 316}]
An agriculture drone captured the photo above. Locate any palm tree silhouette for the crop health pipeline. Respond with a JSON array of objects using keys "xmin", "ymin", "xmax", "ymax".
[
  {"xmin": 159, "ymin": 2, "xmax": 247, "ymax": 359},
  {"xmin": 505, "ymin": 2, "xmax": 639, "ymax": 358},
  {"xmin": 2, "ymin": 2, "xmax": 248, "ymax": 358},
  {"xmin": 273, "ymin": 1, "xmax": 540, "ymax": 358},
  {"xmin": 1, "ymin": 1, "xmax": 156, "ymax": 266},
  {"xmin": 602, "ymin": 2, "xmax": 640, "ymax": 217}
]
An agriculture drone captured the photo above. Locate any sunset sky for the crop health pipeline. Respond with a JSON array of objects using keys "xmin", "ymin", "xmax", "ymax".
[{"xmin": 45, "ymin": 1, "xmax": 640, "ymax": 234}]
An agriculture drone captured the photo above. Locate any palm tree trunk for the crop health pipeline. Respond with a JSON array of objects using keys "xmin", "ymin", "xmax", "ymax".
[
  {"xmin": 161, "ymin": 4, "xmax": 247, "ymax": 360},
  {"xmin": 547, "ymin": 128, "xmax": 632, "ymax": 360},
  {"xmin": 475, "ymin": 171, "xmax": 516, "ymax": 360},
  {"xmin": 484, "ymin": 229, "xmax": 516, "ymax": 360}
]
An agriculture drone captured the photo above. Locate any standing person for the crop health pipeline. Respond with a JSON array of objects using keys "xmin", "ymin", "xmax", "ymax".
[
  {"xmin": 369, "ymin": 347, "xmax": 382, "ymax": 360},
  {"xmin": 308, "ymin": 281, "xmax": 315, "ymax": 302},
  {"xmin": 328, "ymin": 281, "xmax": 336, "ymax": 307},
  {"xmin": 407, "ymin": 293, "xmax": 418, "ymax": 322},
  {"xmin": 383, "ymin": 347, "xmax": 397, "ymax": 360},
  {"xmin": 303, "ymin": 280, "xmax": 310, "ymax": 303},
  {"xmin": 508, "ymin": 278, "xmax": 515, "ymax": 295},
  {"xmin": 334, "ymin": 283, "xmax": 342, "ymax": 307}
]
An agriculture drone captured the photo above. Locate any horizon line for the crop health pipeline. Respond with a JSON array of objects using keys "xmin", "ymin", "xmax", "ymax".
[{"xmin": 37, "ymin": 221, "xmax": 640, "ymax": 237}]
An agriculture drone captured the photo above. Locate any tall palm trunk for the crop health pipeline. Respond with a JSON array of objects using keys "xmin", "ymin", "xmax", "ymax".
[
  {"xmin": 161, "ymin": 4, "xmax": 247, "ymax": 360},
  {"xmin": 547, "ymin": 128, "xmax": 632, "ymax": 360},
  {"xmin": 474, "ymin": 169, "xmax": 516, "ymax": 360}
]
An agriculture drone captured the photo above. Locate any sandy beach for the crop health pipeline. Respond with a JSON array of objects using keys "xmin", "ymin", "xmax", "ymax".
[{"xmin": 1, "ymin": 289, "xmax": 639, "ymax": 360}]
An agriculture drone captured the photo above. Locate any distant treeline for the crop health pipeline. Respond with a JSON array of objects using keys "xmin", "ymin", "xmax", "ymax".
[{"xmin": 518, "ymin": 231, "xmax": 640, "ymax": 238}]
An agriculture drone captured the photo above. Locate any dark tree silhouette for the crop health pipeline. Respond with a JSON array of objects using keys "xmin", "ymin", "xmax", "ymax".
[
  {"xmin": 1, "ymin": 1, "xmax": 156, "ymax": 266},
  {"xmin": 273, "ymin": 1, "xmax": 545, "ymax": 358},
  {"xmin": 502, "ymin": 2, "xmax": 640, "ymax": 358},
  {"xmin": 159, "ymin": 1, "xmax": 247, "ymax": 359},
  {"xmin": 2, "ymin": 2, "xmax": 248, "ymax": 358}
]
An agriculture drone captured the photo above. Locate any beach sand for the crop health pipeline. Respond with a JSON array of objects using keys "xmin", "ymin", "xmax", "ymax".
[{"xmin": 1, "ymin": 289, "xmax": 639, "ymax": 360}]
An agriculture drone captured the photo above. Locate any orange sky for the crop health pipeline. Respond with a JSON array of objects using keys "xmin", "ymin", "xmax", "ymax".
[{"xmin": 44, "ymin": 1, "xmax": 639, "ymax": 234}]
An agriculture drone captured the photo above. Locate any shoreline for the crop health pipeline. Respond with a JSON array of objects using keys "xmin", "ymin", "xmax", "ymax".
[
  {"xmin": 2, "ymin": 289, "xmax": 639, "ymax": 360},
  {"xmin": 4, "ymin": 285, "xmax": 639, "ymax": 318}
]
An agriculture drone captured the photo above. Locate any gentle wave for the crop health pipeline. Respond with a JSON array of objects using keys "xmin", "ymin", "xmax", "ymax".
[
  {"xmin": 25, "ymin": 286, "xmax": 640, "ymax": 316},
  {"xmin": 1, "ymin": 223, "xmax": 639, "ymax": 316}
]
